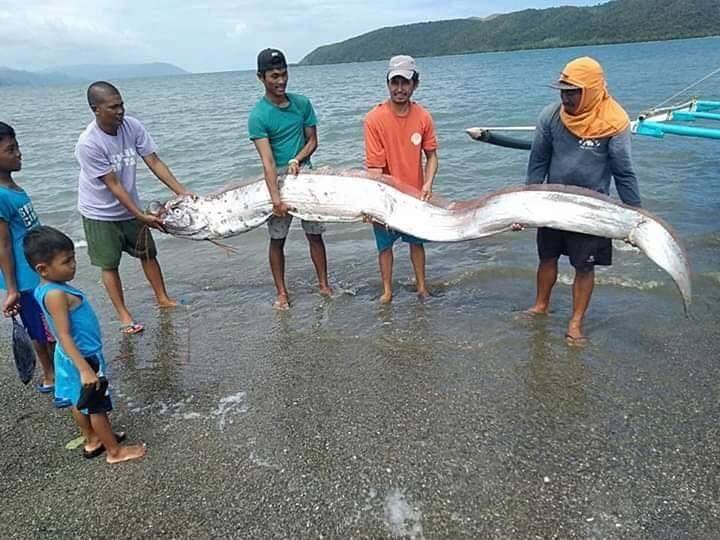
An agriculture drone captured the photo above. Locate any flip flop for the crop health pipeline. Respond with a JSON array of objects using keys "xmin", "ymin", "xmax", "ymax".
[
  {"xmin": 82, "ymin": 432, "xmax": 127, "ymax": 459},
  {"xmin": 53, "ymin": 397, "xmax": 73, "ymax": 409},
  {"xmin": 272, "ymin": 299, "xmax": 290, "ymax": 310},
  {"xmin": 119, "ymin": 322, "xmax": 144, "ymax": 335},
  {"xmin": 565, "ymin": 333, "xmax": 589, "ymax": 347},
  {"xmin": 65, "ymin": 436, "xmax": 86, "ymax": 450},
  {"xmin": 36, "ymin": 383, "xmax": 54, "ymax": 394}
]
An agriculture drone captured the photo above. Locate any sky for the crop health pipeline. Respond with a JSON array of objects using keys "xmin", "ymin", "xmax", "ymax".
[{"xmin": 0, "ymin": 0, "xmax": 603, "ymax": 74}]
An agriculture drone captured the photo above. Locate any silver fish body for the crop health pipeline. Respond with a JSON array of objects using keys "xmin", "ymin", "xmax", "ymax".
[
  {"xmin": 160, "ymin": 179, "xmax": 274, "ymax": 239},
  {"xmin": 158, "ymin": 172, "xmax": 691, "ymax": 312}
]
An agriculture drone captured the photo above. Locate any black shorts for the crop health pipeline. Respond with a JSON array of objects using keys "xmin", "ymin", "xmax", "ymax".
[
  {"xmin": 536, "ymin": 227, "xmax": 612, "ymax": 272},
  {"xmin": 80, "ymin": 355, "xmax": 113, "ymax": 415}
]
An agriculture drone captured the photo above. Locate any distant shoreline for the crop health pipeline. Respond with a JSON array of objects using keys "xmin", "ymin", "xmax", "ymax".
[
  {"xmin": 3, "ymin": 35, "xmax": 718, "ymax": 86},
  {"xmin": 185, "ymin": 34, "xmax": 720, "ymax": 76},
  {"xmin": 298, "ymin": 34, "xmax": 720, "ymax": 68},
  {"xmin": 0, "ymin": 62, "xmax": 188, "ymax": 88}
]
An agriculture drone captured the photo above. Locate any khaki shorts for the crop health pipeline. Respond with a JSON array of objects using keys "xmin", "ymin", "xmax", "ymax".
[
  {"xmin": 82, "ymin": 217, "xmax": 157, "ymax": 270},
  {"xmin": 267, "ymin": 215, "xmax": 325, "ymax": 240}
]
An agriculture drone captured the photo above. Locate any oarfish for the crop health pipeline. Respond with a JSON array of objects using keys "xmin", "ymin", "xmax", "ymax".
[{"xmin": 154, "ymin": 171, "xmax": 691, "ymax": 313}]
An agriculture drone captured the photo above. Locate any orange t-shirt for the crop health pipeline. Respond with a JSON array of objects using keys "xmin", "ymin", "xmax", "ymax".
[{"xmin": 363, "ymin": 101, "xmax": 438, "ymax": 190}]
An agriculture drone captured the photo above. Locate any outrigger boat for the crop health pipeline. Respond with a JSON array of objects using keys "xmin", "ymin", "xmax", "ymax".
[
  {"xmin": 466, "ymin": 99, "xmax": 720, "ymax": 149},
  {"xmin": 632, "ymin": 99, "xmax": 720, "ymax": 139}
]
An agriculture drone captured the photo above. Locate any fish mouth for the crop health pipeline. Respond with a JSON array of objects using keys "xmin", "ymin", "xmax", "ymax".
[{"xmin": 154, "ymin": 196, "xmax": 209, "ymax": 238}]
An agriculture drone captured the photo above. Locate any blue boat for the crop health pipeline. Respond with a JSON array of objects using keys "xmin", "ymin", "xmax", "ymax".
[
  {"xmin": 632, "ymin": 99, "xmax": 720, "ymax": 140},
  {"xmin": 466, "ymin": 99, "xmax": 720, "ymax": 149}
]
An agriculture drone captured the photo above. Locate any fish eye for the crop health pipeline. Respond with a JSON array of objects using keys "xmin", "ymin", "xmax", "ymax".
[{"xmin": 173, "ymin": 208, "xmax": 182, "ymax": 216}]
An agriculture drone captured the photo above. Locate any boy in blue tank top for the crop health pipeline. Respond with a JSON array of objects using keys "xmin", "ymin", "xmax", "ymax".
[
  {"xmin": 24, "ymin": 226, "xmax": 146, "ymax": 464},
  {"xmin": 0, "ymin": 122, "xmax": 56, "ymax": 392}
]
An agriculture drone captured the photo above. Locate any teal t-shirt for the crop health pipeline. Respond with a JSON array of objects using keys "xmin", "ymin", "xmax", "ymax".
[
  {"xmin": 0, "ymin": 186, "xmax": 40, "ymax": 292},
  {"xmin": 248, "ymin": 93, "xmax": 317, "ymax": 167}
]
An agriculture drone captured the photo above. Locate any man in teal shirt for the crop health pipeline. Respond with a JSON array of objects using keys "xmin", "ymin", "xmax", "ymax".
[{"xmin": 248, "ymin": 48, "xmax": 331, "ymax": 309}]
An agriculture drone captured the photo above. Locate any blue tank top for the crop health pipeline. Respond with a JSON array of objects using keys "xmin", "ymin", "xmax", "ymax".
[{"xmin": 34, "ymin": 282, "xmax": 103, "ymax": 357}]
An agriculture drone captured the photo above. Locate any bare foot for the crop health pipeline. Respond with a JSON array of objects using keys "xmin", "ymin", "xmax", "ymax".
[
  {"xmin": 379, "ymin": 292, "xmax": 393, "ymax": 304},
  {"xmin": 106, "ymin": 443, "xmax": 146, "ymax": 464},
  {"xmin": 417, "ymin": 289, "xmax": 430, "ymax": 301},
  {"xmin": 157, "ymin": 297, "xmax": 178, "ymax": 308},
  {"xmin": 319, "ymin": 285, "xmax": 333, "ymax": 297},
  {"xmin": 524, "ymin": 305, "xmax": 549, "ymax": 316},
  {"xmin": 273, "ymin": 294, "xmax": 290, "ymax": 310}
]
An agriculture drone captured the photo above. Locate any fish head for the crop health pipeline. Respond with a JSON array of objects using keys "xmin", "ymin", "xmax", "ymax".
[{"xmin": 154, "ymin": 195, "xmax": 211, "ymax": 239}]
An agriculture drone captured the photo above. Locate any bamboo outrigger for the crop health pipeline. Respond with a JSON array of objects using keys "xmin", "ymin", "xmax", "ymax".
[
  {"xmin": 466, "ymin": 99, "xmax": 720, "ymax": 150},
  {"xmin": 632, "ymin": 99, "xmax": 720, "ymax": 139}
]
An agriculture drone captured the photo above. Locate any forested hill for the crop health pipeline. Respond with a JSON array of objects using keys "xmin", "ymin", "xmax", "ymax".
[{"xmin": 299, "ymin": 0, "xmax": 719, "ymax": 65}]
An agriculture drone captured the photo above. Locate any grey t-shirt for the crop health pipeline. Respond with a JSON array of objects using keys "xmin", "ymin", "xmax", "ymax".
[
  {"xmin": 75, "ymin": 116, "xmax": 158, "ymax": 221},
  {"xmin": 526, "ymin": 103, "xmax": 641, "ymax": 207}
]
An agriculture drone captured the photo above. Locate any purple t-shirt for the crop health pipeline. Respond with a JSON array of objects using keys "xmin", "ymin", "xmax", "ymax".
[{"xmin": 75, "ymin": 116, "xmax": 158, "ymax": 221}]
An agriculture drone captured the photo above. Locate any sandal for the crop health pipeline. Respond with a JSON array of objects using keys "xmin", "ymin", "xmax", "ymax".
[
  {"xmin": 119, "ymin": 322, "xmax": 144, "ymax": 335},
  {"xmin": 53, "ymin": 397, "xmax": 73, "ymax": 409},
  {"xmin": 565, "ymin": 333, "xmax": 588, "ymax": 347},
  {"xmin": 82, "ymin": 432, "xmax": 127, "ymax": 459},
  {"xmin": 36, "ymin": 383, "xmax": 55, "ymax": 394}
]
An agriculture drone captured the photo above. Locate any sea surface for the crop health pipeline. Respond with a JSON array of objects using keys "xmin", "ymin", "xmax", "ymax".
[{"xmin": 1, "ymin": 37, "xmax": 719, "ymax": 538}]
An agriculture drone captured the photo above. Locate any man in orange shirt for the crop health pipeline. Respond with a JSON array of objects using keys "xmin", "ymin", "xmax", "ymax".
[{"xmin": 364, "ymin": 55, "xmax": 439, "ymax": 304}]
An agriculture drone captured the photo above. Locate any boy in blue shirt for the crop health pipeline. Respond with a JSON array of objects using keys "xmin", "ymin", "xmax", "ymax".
[
  {"xmin": 248, "ymin": 48, "xmax": 332, "ymax": 309},
  {"xmin": 0, "ymin": 122, "xmax": 55, "ymax": 391},
  {"xmin": 25, "ymin": 226, "xmax": 146, "ymax": 463}
]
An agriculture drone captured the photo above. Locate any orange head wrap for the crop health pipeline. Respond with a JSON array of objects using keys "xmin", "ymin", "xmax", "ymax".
[{"xmin": 557, "ymin": 57, "xmax": 630, "ymax": 139}]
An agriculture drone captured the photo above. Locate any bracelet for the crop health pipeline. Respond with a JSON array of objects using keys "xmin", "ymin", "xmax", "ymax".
[{"xmin": 288, "ymin": 158, "xmax": 300, "ymax": 166}]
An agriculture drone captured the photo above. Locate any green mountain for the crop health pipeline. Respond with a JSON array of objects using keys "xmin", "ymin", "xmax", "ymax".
[
  {"xmin": 0, "ymin": 63, "xmax": 188, "ymax": 87},
  {"xmin": 299, "ymin": 0, "xmax": 720, "ymax": 65}
]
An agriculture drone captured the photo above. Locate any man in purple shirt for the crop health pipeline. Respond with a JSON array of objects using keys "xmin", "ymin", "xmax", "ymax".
[{"xmin": 75, "ymin": 81, "xmax": 192, "ymax": 334}]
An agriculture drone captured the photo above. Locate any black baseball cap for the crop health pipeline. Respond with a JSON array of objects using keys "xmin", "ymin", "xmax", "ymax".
[{"xmin": 257, "ymin": 48, "xmax": 287, "ymax": 73}]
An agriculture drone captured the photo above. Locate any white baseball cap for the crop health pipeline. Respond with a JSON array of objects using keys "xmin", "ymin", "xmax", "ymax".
[{"xmin": 387, "ymin": 55, "xmax": 416, "ymax": 80}]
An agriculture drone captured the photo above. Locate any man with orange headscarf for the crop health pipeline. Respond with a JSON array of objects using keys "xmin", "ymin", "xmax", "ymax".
[{"xmin": 524, "ymin": 57, "xmax": 641, "ymax": 345}]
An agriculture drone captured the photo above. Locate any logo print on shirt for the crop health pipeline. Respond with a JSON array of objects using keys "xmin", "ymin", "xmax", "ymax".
[
  {"xmin": 578, "ymin": 139, "xmax": 600, "ymax": 149},
  {"xmin": 410, "ymin": 132, "xmax": 422, "ymax": 146},
  {"xmin": 18, "ymin": 203, "xmax": 38, "ymax": 229},
  {"xmin": 110, "ymin": 148, "xmax": 138, "ymax": 172}
]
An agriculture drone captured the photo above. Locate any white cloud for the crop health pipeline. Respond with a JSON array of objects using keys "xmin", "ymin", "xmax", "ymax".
[
  {"xmin": 227, "ymin": 21, "xmax": 248, "ymax": 38},
  {"xmin": 1, "ymin": 0, "xmax": 150, "ymax": 68}
]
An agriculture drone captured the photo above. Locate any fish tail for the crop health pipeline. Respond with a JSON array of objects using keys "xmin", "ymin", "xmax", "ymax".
[{"xmin": 628, "ymin": 218, "xmax": 692, "ymax": 316}]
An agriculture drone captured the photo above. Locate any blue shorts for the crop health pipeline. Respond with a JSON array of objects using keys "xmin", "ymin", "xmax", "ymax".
[
  {"xmin": 18, "ymin": 291, "xmax": 53, "ymax": 344},
  {"xmin": 373, "ymin": 224, "xmax": 425, "ymax": 252}
]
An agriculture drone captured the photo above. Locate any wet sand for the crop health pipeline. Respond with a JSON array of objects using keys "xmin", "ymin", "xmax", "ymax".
[{"xmin": 1, "ymin": 239, "xmax": 719, "ymax": 539}]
